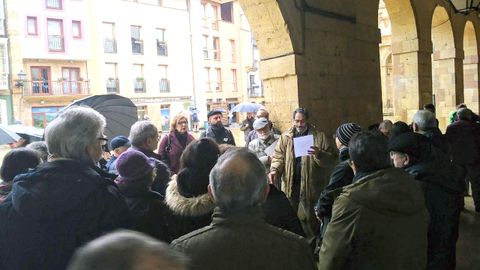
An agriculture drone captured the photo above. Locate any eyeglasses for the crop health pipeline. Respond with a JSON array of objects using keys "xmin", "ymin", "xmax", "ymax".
[
  {"xmin": 177, "ymin": 121, "xmax": 188, "ymax": 125},
  {"xmin": 98, "ymin": 137, "xmax": 108, "ymax": 146}
]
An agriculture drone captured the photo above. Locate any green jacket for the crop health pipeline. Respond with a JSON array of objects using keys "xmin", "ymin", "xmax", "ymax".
[
  {"xmin": 171, "ymin": 207, "xmax": 317, "ymax": 270},
  {"xmin": 270, "ymin": 124, "xmax": 335, "ymax": 236},
  {"xmin": 318, "ymin": 168, "xmax": 429, "ymax": 270}
]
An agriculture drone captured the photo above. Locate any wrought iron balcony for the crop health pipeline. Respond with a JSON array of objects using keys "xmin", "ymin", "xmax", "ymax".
[
  {"xmin": 159, "ymin": 79, "xmax": 170, "ymax": 92},
  {"xmin": 48, "ymin": 35, "xmax": 64, "ymax": 52},
  {"xmin": 248, "ymin": 86, "xmax": 263, "ymax": 97},
  {"xmin": 23, "ymin": 80, "xmax": 90, "ymax": 96},
  {"xmin": 132, "ymin": 39, "xmax": 144, "ymax": 54},
  {"xmin": 106, "ymin": 78, "xmax": 119, "ymax": 93},
  {"xmin": 157, "ymin": 41, "xmax": 168, "ymax": 56},
  {"xmin": 134, "ymin": 79, "xmax": 146, "ymax": 93}
]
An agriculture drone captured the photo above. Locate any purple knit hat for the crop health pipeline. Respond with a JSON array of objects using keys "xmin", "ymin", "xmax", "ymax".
[{"xmin": 115, "ymin": 150, "xmax": 156, "ymax": 183}]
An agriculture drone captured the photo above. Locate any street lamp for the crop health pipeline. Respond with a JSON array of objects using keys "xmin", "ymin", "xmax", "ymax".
[
  {"xmin": 15, "ymin": 70, "xmax": 27, "ymax": 88},
  {"xmin": 449, "ymin": 0, "xmax": 480, "ymax": 13}
]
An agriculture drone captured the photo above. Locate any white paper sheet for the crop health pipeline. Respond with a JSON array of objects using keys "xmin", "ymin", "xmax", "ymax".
[
  {"xmin": 264, "ymin": 140, "xmax": 278, "ymax": 156},
  {"xmin": 293, "ymin": 135, "xmax": 314, "ymax": 158}
]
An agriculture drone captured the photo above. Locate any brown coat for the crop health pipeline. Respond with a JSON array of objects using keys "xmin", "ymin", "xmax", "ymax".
[{"xmin": 270, "ymin": 124, "xmax": 335, "ymax": 235}]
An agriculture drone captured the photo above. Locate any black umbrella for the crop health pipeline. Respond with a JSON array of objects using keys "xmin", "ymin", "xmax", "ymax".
[{"xmin": 63, "ymin": 94, "xmax": 138, "ymax": 139}]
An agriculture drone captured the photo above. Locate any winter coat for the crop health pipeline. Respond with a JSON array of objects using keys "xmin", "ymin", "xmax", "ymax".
[
  {"xmin": 165, "ymin": 176, "xmax": 215, "ymax": 240},
  {"xmin": 245, "ymin": 123, "xmax": 281, "ymax": 146},
  {"xmin": 156, "ymin": 131, "xmax": 195, "ymax": 174},
  {"xmin": 445, "ymin": 120, "xmax": 480, "ymax": 165},
  {"xmin": 118, "ymin": 182, "xmax": 173, "ymax": 242},
  {"xmin": 240, "ymin": 117, "xmax": 254, "ymax": 141},
  {"xmin": 263, "ymin": 184, "xmax": 305, "ymax": 236},
  {"xmin": 105, "ymin": 155, "xmax": 118, "ymax": 174},
  {"xmin": 270, "ymin": 124, "xmax": 335, "ymax": 235},
  {"xmin": 200, "ymin": 126, "xmax": 236, "ymax": 145},
  {"xmin": 0, "ymin": 182, "xmax": 11, "ymax": 204},
  {"xmin": 248, "ymin": 134, "xmax": 280, "ymax": 168},
  {"xmin": 131, "ymin": 146, "xmax": 171, "ymax": 196},
  {"xmin": 171, "ymin": 207, "xmax": 317, "ymax": 270},
  {"xmin": 0, "ymin": 159, "xmax": 129, "ymax": 270},
  {"xmin": 319, "ymin": 168, "xmax": 429, "ymax": 270}
]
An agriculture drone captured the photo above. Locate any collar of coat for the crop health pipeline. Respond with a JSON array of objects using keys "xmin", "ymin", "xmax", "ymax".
[
  {"xmin": 210, "ymin": 206, "xmax": 265, "ymax": 226},
  {"xmin": 165, "ymin": 175, "xmax": 215, "ymax": 217}
]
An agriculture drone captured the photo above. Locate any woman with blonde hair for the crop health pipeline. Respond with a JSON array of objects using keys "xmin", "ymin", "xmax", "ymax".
[{"xmin": 157, "ymin": 114, "xmax": 195, "ymax": 174}]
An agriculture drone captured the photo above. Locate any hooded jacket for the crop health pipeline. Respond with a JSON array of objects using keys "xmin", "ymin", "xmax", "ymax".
[
  {"xmin": 0, "ymin": 159, "xmax": 129, "ymax": 270},
  {"xmin": 171, "ymin": 207, "xmax": 317, "ymax": 270},
  {"xmin": 319, "ymin": 168, "xmax": 429, "ymax": 270},
  {"xmin": 165, "ymin": 176, "xmax": 215, "ymax": 240}
]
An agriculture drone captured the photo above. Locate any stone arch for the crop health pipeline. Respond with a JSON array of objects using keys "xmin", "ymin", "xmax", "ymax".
[
  {"xmin": 382, "ymin": 0, "xmax": 423, "ymax": 122},
  {"xmin": 463, "ymin": 20, "xmax": 479, "ymax": 113},
  {"xmin": 431, "ymin": 5, "xmax": 456, "ymax": 128}
]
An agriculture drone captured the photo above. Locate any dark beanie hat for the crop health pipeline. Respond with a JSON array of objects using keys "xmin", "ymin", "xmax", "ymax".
[
  {"xmin": 115, "ymin": 150, "xmax": 156, "ymax": 183},
  {"xmin": 336, "ymin": 123, "xmax": 362, "ymax": 147},
  {"xmin": 110, "ymin": 136, "xmax": 131, "ymax": 150}
]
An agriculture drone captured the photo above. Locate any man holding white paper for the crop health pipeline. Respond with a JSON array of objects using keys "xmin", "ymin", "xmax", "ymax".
[{"xmin": 269, "ymin": 108, "xmax": 335, "ymax": 240}]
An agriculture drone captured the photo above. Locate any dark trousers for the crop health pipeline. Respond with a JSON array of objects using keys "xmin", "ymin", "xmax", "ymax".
[{"xmin": 465, "ymin": 164, "xmax": 480, "ymax": 210}]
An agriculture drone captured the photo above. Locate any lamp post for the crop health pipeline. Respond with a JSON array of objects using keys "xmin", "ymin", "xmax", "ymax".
[
  {"xmin": 449, "ymin": 0, "xmax": 480, "ymax": 13},
  {"xmin": 15, "ymin": 70, "xmax": 27, "ymax": 88}
]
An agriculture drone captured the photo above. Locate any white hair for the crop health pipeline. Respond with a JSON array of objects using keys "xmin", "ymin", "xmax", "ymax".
[
  {"xmin": 129, "ymin": 121, "xmax": 158, "ymax": 147},
  {"xmin": 412, "ymin": 110, "xmax": 436, "ymax": 131},
  {"xmin": 45, "ymin": 106, "xmax": 105, "ymax": 161}
]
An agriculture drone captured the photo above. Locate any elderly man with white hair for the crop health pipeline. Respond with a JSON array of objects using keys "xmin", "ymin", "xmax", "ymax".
[
  {"xmin": 171, "ymin": 148, "xmax": 316, "ymax": 270},
  {"xmin": 0, "ymin": 106, "xmax": 129, "ymax": 270}
]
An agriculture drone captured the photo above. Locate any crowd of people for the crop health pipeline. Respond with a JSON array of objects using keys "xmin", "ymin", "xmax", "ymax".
[{"xmin": 0, "ymin": 103, "xmax": 476, "ymax": 269}]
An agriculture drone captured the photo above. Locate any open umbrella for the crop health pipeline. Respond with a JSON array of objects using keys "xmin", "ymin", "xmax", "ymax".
[
  {"xmin": 8, "ymin": 124, "xmax": 44, "ymax": 142},
  {"xmin": 230, "ymin": 102, "xmax": 264, "ymax": 113},
  {"xmin": 0, "ymin": 124, "xmax": 21, "ymax": 145},
  {"xmin": 63, "ymin": 94, "xmax": 138, "ymax": 139}
]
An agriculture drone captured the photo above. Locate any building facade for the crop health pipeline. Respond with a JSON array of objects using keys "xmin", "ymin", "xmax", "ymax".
[{"xmin": 7, "ymin": 0, "xmax": 91, "ymax": 128}]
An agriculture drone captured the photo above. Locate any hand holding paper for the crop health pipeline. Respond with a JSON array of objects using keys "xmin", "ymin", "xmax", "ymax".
[{"xmin": 293, "ymin": 135, "xmax": 314, "ymax": 157}]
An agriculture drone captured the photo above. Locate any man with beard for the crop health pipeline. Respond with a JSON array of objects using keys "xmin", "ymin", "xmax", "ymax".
[
  {"xmin": 200, "ymin": 110, "xmax": 236, "ymax": 145},
  {"xmin": 269, "ymin": 108, "xmax": 335, "ymax": 240},
  {"xmin": 248, "ymin": 117, "xmax": 280, "ymax": 170}
]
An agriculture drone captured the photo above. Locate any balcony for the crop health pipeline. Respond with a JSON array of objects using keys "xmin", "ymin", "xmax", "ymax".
[
  {"xmin": 134, "ymin": 79, "xmax": 145, "ymax": 93},
  {"xmin": 104, "ymin": 39, "xmax": 117, "ymax": 53},
  {"xmin": 157, "ymin": 41, "xmax": 168, "ymax": 56},
  {"xmin": 248, "ymin": 86, "xmax": 263, "ymax": 97},
  {"xmin": 23, "ymin": 80, "xmax": 90, "ymax": 96},
  {"xmin": 0, "ymin": 73, "xmax": 8, "ymax": 90},
  {"xmin": 106, "ymin": 78, "xmax": 119, "ymax": 93},
  {"xmin": 46, "ymin": 0, "xmax": 62, "ymax": 9},
  {"xmin": 159, "ymin": 79, "xmax": 170, "ymax": 93},
  {"xmin": 132, "ymin": 39, "xmax": 144, "ymax": 54},
  {"xmin": 48, "ymin": 35, "xmax": 64, "ymax": 52}
]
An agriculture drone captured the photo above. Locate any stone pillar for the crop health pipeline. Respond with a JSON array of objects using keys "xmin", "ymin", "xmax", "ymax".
[
  {"xmin": 432, "ymin": 48, "xmax": 462, "ymax": 129},
  {"xmin": 391, "ymin": 38, "xmax": 432, "ymax": 123},
  {"xmin": 463, "ymin": 55, "xmax": 479, "ymax": 113}
]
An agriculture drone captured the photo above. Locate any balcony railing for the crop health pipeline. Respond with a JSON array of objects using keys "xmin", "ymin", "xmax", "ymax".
[
  {"xmin": 134, "ymin": 79, "xmax": 145, "ymax": 93},
  {"xmin": 248, "ymin": 86, "xmax": 263, "ymax": 97},
  {"xmin": 157, "ymin": 41, "xmax": 168, "ymax": 56},
  {"xmin": 104, "ymin": 39, "xmax": 117, "ymax": 53},
  {"xmin": 46, "ymin": 0, "xmax": 62, "ymax": 9},
  {"xmin": 48, "ymin": 35, "xmax": 64, "ymax": 52},
  {"xmin": 132, "ymin": 39, "xmax": 144, "ymax": 54},
  {"xmin": 23, "ymin": 80, "xmax": 90, "ymax": 96},
  {"xmin": 0, "ymin": 73, "xmax": 8, "ymax": 90},
  {"xmin": 159, "ymin": 79, "xmax": 170, "ymax": 92},
  {"xmin": 106, "ymin": 78, "xmax": 119, "ymax": 93}
]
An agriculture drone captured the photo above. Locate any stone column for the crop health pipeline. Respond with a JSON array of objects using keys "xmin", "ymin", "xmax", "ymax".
[{"xmin": 463, "ymin": 54, "xmax": 479, "ymax": 113}]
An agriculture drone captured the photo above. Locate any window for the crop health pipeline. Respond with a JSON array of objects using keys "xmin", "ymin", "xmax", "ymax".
[
  {"xmin": 32, "ymin": 107, "xmax": 63, "ymax": 128},
  {"xmin": 205, "ymin": 67, "xmax": 211, "ymax": 91},
  {"xmin": 47, "ymin": 19, "xmax": 64, "ymax": 52},
  {"xmin": 221, "ymin": 2, "xmax": 233, "ymax": 23},
  {"xmin": 133, "ymin": 64, "xmax": 145, "ymax": 93},
  {"xmin": 105, "ymin": 63, "xmax": 118, "ymax": 93},
  {"xmin": 230, "ymin": 39, "xmax": 236, "ymax": 62},
  {"xmin": 211, "ymin": 5, "xmax": 219, "ymax": 30},
  {"xmin": 203, "ymin": 35, "xmax": 209, "ymax": 59},
  {"xmin": 214, "ymin": 68, "xmax": 222, "ymax": 91},
  {"xmin": 231, "ymin": 69, "xmax": 237, "ymax": 92},
  {"xmin": 131, "ymin": 25, "xmax": 143, "ymax": 54},
  {"xmin": 156, "ymin": 28, "xmax": 168, "ymax": 56},
  {"xmin": 158, "ymin": 65, "xmax": 169, "ymax": 92},
  {"xmin": 31, "ymin": 66, "xmax": 51, "ymax": 94},
  {"xmin": 45, "ymin": 0, "xmax": 62, "ymax": 9},
  {"xmin": 27, "ymin": 17, "xmax": 38, "ymax": 35},
  {"xmin": 201, "ymin": 3, "xmax": 208, "ymax": 27},
  {"xmin": 61, "ymin": 67, "xmax": 80, "ymax": 94},
  {"xmin": 72, "ymin": 21, "xmax": 82, "ymax": 38},
  {"xmin": 103, "ymin": 22, "xmax": 116, "ymax": 53},
  {"xmin": 213, "ymin": 37, "xmax": 220, "ymax": 60},
  {"xmin": 137, "ymin": 105, "xmax": 148, "ymax": 120}
]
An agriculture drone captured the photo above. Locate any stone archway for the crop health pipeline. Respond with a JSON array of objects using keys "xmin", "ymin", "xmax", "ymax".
[
  {"xmin": 431, "ymin": 6, "xmax": 457, "ymax": 128},
  {"xmin": 463, "ymin": 21, "xmax": 479, "ymax": 113},
  {"xmin": 382, "ymin": 0, "xmax": 424, "ymax": 122}
]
